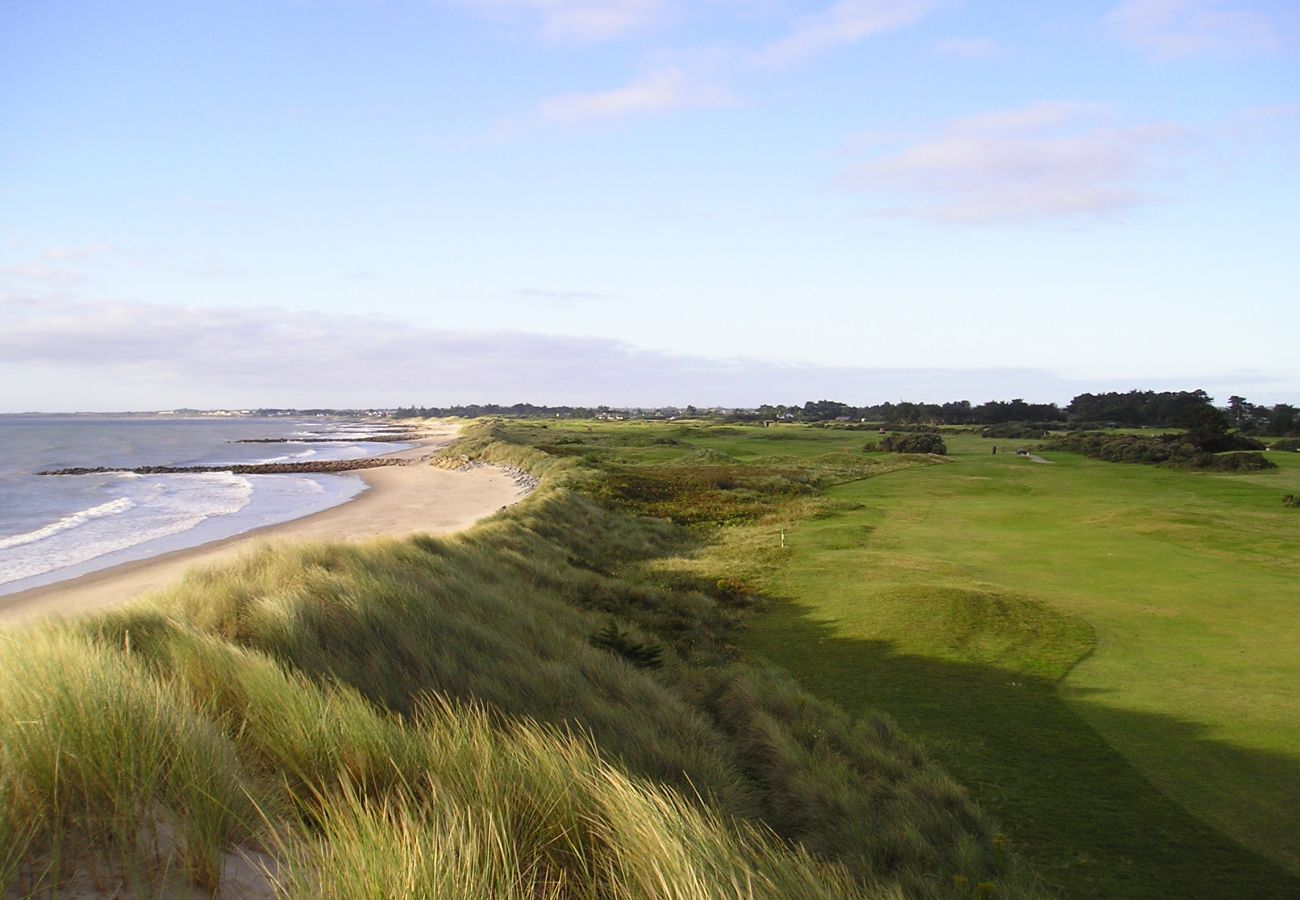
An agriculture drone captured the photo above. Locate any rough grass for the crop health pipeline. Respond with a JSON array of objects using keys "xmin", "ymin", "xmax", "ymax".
[
  {"xmin": 0, "ymin": 423, "xmax": 1036, "ymax": 898},
  {"xmin": 491, "ymin": 420, "xmax": 1300, "ymax": 898},
  {"xmin": 0, "ymin": 628, "xmax": 260, "ymax": 895}
]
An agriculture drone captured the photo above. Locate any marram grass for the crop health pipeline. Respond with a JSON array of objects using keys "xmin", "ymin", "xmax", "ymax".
[
  {"xmin": 0, "ymin": 627, "xmax": 257, "ymax": 894},
  {"xmin": 0, "ymin": 421, "xmax": 1039, "ymax": 897}
]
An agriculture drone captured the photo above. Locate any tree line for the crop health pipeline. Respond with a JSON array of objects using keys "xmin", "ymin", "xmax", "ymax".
[{"xmin": 392, "ymin": 390, "xmax": 1300, "ymax": 435}]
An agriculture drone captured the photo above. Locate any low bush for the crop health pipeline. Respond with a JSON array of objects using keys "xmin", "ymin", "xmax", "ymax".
[
  {"xmin": 1198, "ymin": 432, "xmax": 1267, "ymax": 453},
  {"xmin": 591, "ymin": 621, "xmax": 664, "ymax": 669},
  {"xmin": 874, "ymin": 433, "xmax": 948, "ymax": 455},
  {"xmin": 1050, "ymin": 433, "xmax": 1276, "ymax": 472},
  {"xmin": 1207, "ymin": 452, "xmax": 1275, "ymax": 472},
  {"xmin": 1284, "ymin": 494, "xmax": 1300, "ymax": 509},
  {"xmin": 980, "ymin": 422, "xmax": 1049, "ymax": 440},
  {"xmin": 1271, "ymin": 438, "xmax": 1300, "ymax": 452}
]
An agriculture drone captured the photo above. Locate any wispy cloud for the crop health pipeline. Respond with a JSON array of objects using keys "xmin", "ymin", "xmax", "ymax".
[
  {"xmin": 513, "ymin": 287, "xmax": 609, "ymax": 302},
  {"xmin": 754, "ymin": 0, "xmax": 936, "ymax": 67},
  {"xmin": 932, "ymin": 36, "xmax": 1001, "ymax": 59},
  {"xmin": 519, "ymin": 0, "xmax": 936, "ymax": 128},
  {"xmin": 536, "ymin": 68, "xmax": 731, "ymax": 123},
  {"xmin": 447, "ymin": 0, "xmax": 678, "ymax": 43},
  {"xmin": 842, "ymin": 101, "xmax": 1188, "ymax": 224},
  {"xmin": 0, "ymin": 294, "xmax": 1103, "ymax": 409},
  {"xmin": 1106, "ymin": 0, "xmax": 1298, "ymax": 58},
  {"xmin": 0, "ymin": 245, "xmax": 116, "ymax": 289}
]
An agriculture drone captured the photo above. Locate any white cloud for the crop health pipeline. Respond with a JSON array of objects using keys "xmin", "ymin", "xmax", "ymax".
[
  {"xmin": 843, "ymin": 102, "xmax": 1187, "ymax": 223},
  {"xmin": 932, "ymin": 36, "xmax": 1001, "ymax": 59},
  {"xmin": 489, "ymin": 0, "xmax": 935, "ymax": 130},
  {"xmin": 952, "ymin": 101, "xmax": 1110, "ymax": 133},
  {"xmin": 536, "ymin": 69, "xmax": 731, "ymax": 123},
  {"xmin": 1106, "ymin": 0, "xmax": 1298, "ymax": 58},
  {"xmin": 448, "ymin": 0, "xmax": 678, "ymax": 43},
  {"xmin": 0, "ymin": 294, "xmax": 1100, "ymax": 410},
  {"xmin": 755, "ymin": 0, "xmax": 935, "ymax": 66},
  {"xmin": 0, "ymin": 245, "xmax": 116, "ymax": 289}
]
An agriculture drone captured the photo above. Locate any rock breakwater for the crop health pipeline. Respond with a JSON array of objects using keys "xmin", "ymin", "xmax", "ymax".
[
  {"xmin": 38, "ymin": 458, "xmax": 409, "ymax": 477},
  {"xmin": 233, "ymin": 434, "xmax": 429, "ymax": 444}
]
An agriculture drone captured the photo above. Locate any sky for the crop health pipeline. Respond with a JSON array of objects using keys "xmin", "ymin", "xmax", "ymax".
[{"xmin": 1, "ymin": 0, "xmax": 1297, "ymax": 412}]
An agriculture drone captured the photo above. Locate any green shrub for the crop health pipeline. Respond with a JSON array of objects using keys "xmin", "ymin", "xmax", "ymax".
[
  {"xmin": 980, "ymin": 422, "xmax": 1049, "ymax": 439},
  {"xmin": 1207, "ymin": 452, "xmax": 1275, "ymax": 472},
  {"xmin": 1050, "ymin": 433, "xmax": 1276, "ymax": 472},
  {"xmin": 1284, "ymin": 494, "xmax": 1300, "ymax": 509},
  {"xmin": 591, "ymin": 622, "xmax": 664, "ymax": 669},
  {"xmin": 876, "ymin": 433, "xmax": 948, "ymax": 455}
]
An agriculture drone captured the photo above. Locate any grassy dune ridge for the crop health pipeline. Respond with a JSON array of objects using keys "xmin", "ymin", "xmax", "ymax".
[{"xmin": 0, "ymin": 421, "xmax": 1035, "ymax": 898}]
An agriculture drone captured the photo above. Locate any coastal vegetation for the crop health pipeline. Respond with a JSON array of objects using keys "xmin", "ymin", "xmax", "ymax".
[
  {"xmin": 3, "ymin": 410, "xmax": 1297, "ymax": 898},
  {"xmin": 868, "ymin": 433, "xmax": 948, "ymax": 455},
  {"xmin": 468, "ymin": 420, "xmax": 1300, "ymax": 896},
  {"xmin": 0, "ymin": 423, "xmax": 1035, "ymax": 898},
  {"xmin": 1048, "ymin": 432, "xmax": 1273, "ymax": 471}
]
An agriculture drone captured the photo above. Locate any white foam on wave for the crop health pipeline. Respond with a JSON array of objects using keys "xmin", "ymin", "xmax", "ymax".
[
  {"xmin": 255, "ymin": 448, "xmax": 320, "ymax": 464},
  {"xmin": 294, "ymin": 477, "xmax": 326, "ymax": 494},
  {"xmin": 0, "ymin": 497, "xmax": 137, "ymax": 552},
  {"xmin": 0, "ymin": 473, "xmax": 255, "ymax": 585}
]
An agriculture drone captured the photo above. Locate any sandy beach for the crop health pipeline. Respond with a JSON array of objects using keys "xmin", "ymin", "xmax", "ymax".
[{"xmin": 0, "ymin": 425, "xmax": 530, "ymax": 626}]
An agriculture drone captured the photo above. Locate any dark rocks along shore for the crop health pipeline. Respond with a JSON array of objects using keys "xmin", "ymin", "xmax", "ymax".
[{"xmin": 38, "ymin": 458, "xmax": 410, "ymax": 477}]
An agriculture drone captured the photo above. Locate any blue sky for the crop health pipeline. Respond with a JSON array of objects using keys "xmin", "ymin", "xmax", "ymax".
[{"xmin": 2, "ymin": 0, "xmax": 1297, "ymax": 411}]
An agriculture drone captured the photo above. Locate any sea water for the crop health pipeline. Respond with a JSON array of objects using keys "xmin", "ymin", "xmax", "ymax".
[{"xmin": 0, "ymin": 416, "xmax": 411, "ymax": 596}]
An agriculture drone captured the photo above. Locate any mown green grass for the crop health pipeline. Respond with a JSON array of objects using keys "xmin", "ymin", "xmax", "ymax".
[
  {"xmin": 515, "ymin": 420, "xmax": 1300, "ymax": 897},
  {"xmin": 737, "ymin": 430, "xmax": 1300, "ymax": 896}
]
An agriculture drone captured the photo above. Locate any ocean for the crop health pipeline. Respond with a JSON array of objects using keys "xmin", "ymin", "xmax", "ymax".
[{"xmin": 0, "ymin": 416, "xmax": 411, "ymax": 596}]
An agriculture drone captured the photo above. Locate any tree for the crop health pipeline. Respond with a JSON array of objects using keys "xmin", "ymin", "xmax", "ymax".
[
  {"xmin": 1268, "ymin": 404, "xmax": 1298, "ymax": 436},
  {"xmin": 1227, "ymin": 396, "xmax": 1249, "ymax": 429},
  {"xmin": 1179, "ymin": 404, "xmax": 1230, "ymax": 451}
]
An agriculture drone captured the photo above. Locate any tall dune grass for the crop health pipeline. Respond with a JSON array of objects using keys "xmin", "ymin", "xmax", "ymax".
[
  {"xmin": 0, "ymin": 628, "xmax": 257, "ymax": 894},
  {"xmin": 0, "ymin": 421, "xmax": 1040, "ymax": 897}
]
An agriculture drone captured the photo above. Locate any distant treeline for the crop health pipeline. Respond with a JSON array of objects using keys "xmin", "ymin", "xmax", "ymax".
[
  {"xmin": 393, "ymin": 391, "xmax": 1300, "ymax": 434},
  {"xmin": 394, "ymin": 403, "xmax": 627, "ymax": 420},
  {"xmin": 251, "ymin": 408, "xmax": 389, "ymax": 417}
]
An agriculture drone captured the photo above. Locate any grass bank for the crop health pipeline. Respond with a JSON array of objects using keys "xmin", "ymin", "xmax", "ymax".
[{"xmin": 1, "ymin": 423, "xmax": 1034, "ymax": 898}]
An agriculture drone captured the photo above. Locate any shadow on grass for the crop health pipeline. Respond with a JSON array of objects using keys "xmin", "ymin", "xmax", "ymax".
[{"xmin": 745, "ymin": 597, "xmax": 1300, "ymax": 900}]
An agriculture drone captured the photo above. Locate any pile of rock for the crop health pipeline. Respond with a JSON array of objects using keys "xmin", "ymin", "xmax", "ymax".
[
  {"xmin": 39, "ymin": 458, "xmax": 408, "ymax": 477},
  {"xmin": 429, "ymin": 455, "xmax": 540, "ymax": 494}
]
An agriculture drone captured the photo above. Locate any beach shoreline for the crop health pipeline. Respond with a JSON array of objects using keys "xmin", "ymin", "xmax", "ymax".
[{"xmin": 0, "ymin": 424, "xmax": 530, "ymax": 626}]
